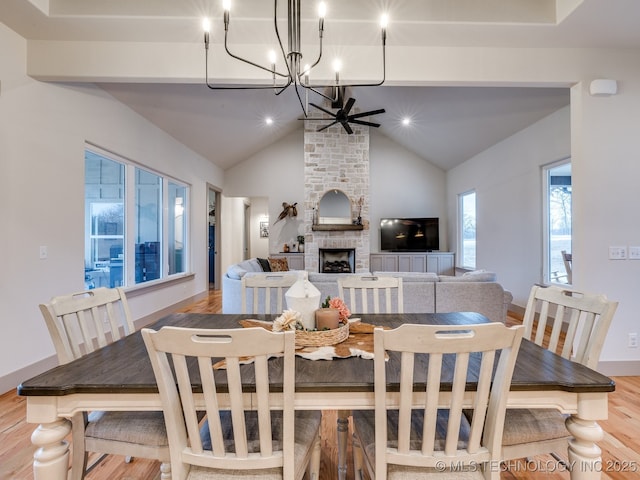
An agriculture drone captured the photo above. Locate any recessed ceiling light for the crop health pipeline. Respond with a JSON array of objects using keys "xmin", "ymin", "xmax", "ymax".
[
  {"xmin": 265, "ymin": 117, "xmax": 274, "ymax": 125},
  {"xmin": 402, "ymin": 117, "xmax": 411, "ymax": 126}
]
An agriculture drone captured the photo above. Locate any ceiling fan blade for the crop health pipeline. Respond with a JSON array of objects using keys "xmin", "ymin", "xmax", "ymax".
[
  {"xmin": 317, "ymin": 120, "xmax": 339, "ymax": 132},
  {"xmin": 310, "ymin": 102, "xmax": 337, "ymax": 118},
  {"xmin": 342, "ymin": 121, "xmax": 353, "ymax": 134},
  {"xmin": 348, "ymin": 108, "xmax": 386, "ymax": 120},
  {"xmin": 350, "ymin": 119, "xmax": 381, "ymax": 128},
  {"xmin": 343, "ymin": 98, "xmax": 356, "ymax": 115}
]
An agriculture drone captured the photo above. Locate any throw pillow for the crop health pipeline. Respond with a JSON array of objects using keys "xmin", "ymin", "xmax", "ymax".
[
  {"xmin": 257, "ymin": 258, "xmax": 271, "ymax": 272},
  {"xmin": 226, "ymin": 264, "xmax": 248, "ymax": 280},
  {"xmin": 268, "ymin": 257, "xmax": 289, "ymax": 272}
]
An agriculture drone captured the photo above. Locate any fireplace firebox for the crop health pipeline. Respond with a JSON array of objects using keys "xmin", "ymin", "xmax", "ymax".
[{"xmin": 319, "ymin": 248, "xmax": 356, "ymax": 273}]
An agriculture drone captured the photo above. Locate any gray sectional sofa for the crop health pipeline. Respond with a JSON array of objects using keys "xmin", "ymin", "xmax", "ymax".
[{"xmin": 222, "ymin": 258, "xmax": 513, "ymax": 323}]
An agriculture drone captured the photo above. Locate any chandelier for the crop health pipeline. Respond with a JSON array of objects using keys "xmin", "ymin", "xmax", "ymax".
[{"xmin": 202, "ymin": 0, "xmax": 388, "ymax": 115}]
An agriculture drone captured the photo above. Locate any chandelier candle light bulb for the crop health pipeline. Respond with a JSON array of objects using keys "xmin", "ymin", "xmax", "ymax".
[
  {"xmin": 333, "ymin": 59, "xmax": 342, "ymax": 84},
  {"xmin": 202, "ymin": 0, "xmax": 388, "ymax": 116},
  {"xmin": 202, "ymin": 18, "xmax": 211, "ymax": 47}
]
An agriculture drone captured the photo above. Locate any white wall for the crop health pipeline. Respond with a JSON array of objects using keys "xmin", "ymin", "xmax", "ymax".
[
  {"xmin": 0, "ymin": 23, "xmax": 224, "ymax": 392},
  {"xmin": 571, "ymin": 79, "xmax": 640, "ymax": 373},
  {"xmin": 447, "ymin": 106, "xmax": 571, "ymax": 305}
]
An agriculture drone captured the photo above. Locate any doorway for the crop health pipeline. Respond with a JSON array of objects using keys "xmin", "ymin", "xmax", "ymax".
[
  {"xmin": 543, "ymin": 159, "xmax": 572, "ymax": 285},
  {"xmin": 208, "ymin": 186, "xmax": 221, "ymax": 290}
]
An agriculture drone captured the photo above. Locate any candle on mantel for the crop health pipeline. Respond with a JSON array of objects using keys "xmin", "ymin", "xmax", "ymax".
[{"xmin": 315, "ymin": 308, "xmax": 340, "ymax": 330}]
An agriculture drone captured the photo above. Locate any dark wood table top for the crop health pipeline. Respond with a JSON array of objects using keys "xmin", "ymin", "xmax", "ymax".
[{"xmin": 18, "ymin": 312, "xmax": 615, "ymax": 397}]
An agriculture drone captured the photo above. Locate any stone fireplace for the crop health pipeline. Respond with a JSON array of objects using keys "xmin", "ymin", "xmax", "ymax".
[
  {"xmin": 303, "ymin": 104, "xmax": 371, "ymax": 273},
  {"xmin": 319, "ymin": 248, "xmax": 356, "ymax": 273}
]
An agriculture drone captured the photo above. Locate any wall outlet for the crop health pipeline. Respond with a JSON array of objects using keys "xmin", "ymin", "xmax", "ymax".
[
  {"xmin": 39, "ymin": 245, "xmax": 48, "ymax": 259},
  {"xmin": 629, "ymin": 246, "xmax": 640, "ymax": 260},
  {"xmin": 629, "ymin": 333, "xmax": 638, "ymax": 348},
  {"xmin": 609, "ymin": 246, "xmax": 627, "ymax": 260}
]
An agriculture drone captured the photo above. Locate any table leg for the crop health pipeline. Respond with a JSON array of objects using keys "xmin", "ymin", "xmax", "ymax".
[
  {"xmin": 565, "ymin": 414, "xmax": 604, "ymax": 480},
  {"xmin": 337, "ymin": 410, "xmax": 350, "ymax": 480},
  {"xmin": 31, "ymin": 419, "xmax": 72, "ymax": 480}
]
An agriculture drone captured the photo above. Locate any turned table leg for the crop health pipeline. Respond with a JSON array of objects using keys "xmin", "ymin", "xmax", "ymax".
[
  {"xmin": 566, "ymin": 414, "xmax": 604, "ymax": 480},
  {"xmin": 31, "ymin": 419, "xmax": 72, "ymax": 480},
  {"xmin": 337, "ymin": 409, "xmax": 350, "ymax": 480}
]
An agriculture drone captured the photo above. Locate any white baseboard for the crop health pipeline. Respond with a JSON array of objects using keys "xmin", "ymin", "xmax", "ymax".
[
  {"xmin": 1, "ymin": 355, "xmax": 58, "ymax": 396},
  {"xmin": 597, "ymin": 361, "xmax": 640, "ymax": 377}
]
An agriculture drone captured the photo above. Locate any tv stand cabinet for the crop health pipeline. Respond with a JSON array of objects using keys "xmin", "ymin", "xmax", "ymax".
[{"xmin": 370, "ymin": 252, "xmax": 455, "ymax": 275}]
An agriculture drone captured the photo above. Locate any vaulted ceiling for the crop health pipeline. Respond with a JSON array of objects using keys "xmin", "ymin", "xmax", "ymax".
[{"xmin": 2, "ymin": 0, "xmax": 639, "ymax": 170}]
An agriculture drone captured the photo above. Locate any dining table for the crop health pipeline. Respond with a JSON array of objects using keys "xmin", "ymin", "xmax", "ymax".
[{"xmin": 18, "ymin": 312, "xmax": 615, "ymax": 480}]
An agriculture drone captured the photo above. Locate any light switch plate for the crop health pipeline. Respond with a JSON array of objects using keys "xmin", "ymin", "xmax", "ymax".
[
  {"xmin": 629, "ymin": 246, "xmax": 640, "ymax": 260},
  {"xmin": 609, "ymin": 246, "xmax": 627, "ymax": 260}
]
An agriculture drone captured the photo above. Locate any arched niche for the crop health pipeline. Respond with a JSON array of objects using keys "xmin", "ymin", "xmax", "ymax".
[
  {"xmin": 318, "ymin": 189, "xmax": 351, "ymax": 224},
  {"xmin": 312, "ymin": 189, "xmax": 364, "ymax": 231}
]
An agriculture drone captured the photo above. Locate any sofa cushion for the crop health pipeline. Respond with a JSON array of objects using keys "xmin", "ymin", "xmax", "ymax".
[
  {"xmin": 257, "ymin": 258, "xmax": 271, "ymax": 272},
  {"xmin": 435, "ymin": 281, "xmax": 508, "ymax": 323},
  {"xmin": 373, "ymin": 272, "xmax": 439, "ymax": 283},
  {"xmin": 439, "ymin": 270, "xmax": 497, "ymax": 282},
  {"xmin": 372, "ymin": 273, "xmax": 436, "ymax": 313},
  {"xmin": 226, "ymin": 258, "xmax": 263, "ymax": 280},
  {"xmin": 268, "ymin": 257, "xmax": 289, "ymax": 272},
  {"xmin": 308, "ymin": 273, "xmax": 366, "ymax": 284}
]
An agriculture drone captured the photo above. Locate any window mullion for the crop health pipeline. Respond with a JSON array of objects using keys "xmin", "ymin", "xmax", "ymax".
[{"xmin": 125, "ymin": 164, "xmax": 137, "ymax": 286}]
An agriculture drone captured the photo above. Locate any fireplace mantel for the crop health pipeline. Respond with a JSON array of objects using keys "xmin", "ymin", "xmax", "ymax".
[{"xmin": 311, "ymin": 224, "xmax": 364, "ymax": 231}]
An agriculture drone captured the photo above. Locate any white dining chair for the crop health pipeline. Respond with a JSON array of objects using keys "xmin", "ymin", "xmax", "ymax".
[
  {"xmin": 500, "ymin": 284, "xmax": 618, "ymax": 462},
  {"xmin": 561, "ymin": 250, "xmax": 573, "ymax": 284},
  {"xmin": 241, "ymin": 273, "xmax": 299, "ymax": 314},
  {"xmin": 337, "ymin": 275, "xmax": 404, "ymax": 314},
  {"xmin": 337, "ymin": 274, "xmax": 404, "ymax": 471},
  {"xmin": 142, "ymin": 326, "xmax": 322, "ymax": 480},
  {"xmin": 352, "ymin": 322, "xmax": 524, "ymax": 480},
  {"xmin": 39, "ymin": 287, "xmax": 171, "ymax": 480}
]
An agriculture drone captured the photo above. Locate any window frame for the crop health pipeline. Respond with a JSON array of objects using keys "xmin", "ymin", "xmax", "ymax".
[
  {"xmin": 542, "ymin": 157, "xmax": 572, "ymax": 285},
  {"xmin": 85, "ymin": 144, "xmax": 191, "ymax": 289},
  {"xmin": 458, "ymin": 190, "xmax": 477, "ymax": 270}
]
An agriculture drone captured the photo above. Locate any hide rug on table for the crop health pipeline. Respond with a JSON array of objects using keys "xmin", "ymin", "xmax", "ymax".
[{"xmin": 212, "ymin": 319, "xmax": 389, "ymax": 369}]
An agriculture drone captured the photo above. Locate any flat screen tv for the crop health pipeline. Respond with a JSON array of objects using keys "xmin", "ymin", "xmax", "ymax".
[{"xmin": 380, "ymin": 218, "xmax": 439, "ymax": 252}]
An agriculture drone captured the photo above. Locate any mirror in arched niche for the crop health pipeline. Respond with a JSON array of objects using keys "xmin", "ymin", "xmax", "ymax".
[{"xmin": 318, "ymin": 189, "xmax": 352, "ymax": 224}]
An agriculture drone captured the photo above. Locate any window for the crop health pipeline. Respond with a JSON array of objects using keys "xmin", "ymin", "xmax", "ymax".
[
  {"xmin": 168, "ymin": 182, "xmax": 187, "ymax": 275},
  {"xmin": 84, "ymin": 146, "xmax": 190, "ymax": 288},
  {"xmin": 459, "ymin": 191, "xmax": 476, "ymax": 269},
  {"xmin": 135, "ymin": 169, "xmax": 162, "ymax": 283},
  {"xmin": 543, "ymin": 160, "xmax": 572, "ymax": 284}
]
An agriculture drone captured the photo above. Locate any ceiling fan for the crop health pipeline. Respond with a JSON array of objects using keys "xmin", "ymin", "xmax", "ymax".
[{"xmin": 309, "ymin": 90, "xmax": 385, "ymax": 135}]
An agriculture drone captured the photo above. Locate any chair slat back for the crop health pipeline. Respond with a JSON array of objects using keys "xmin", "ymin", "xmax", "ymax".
[
  {"xmin": 142, "ymin": 327, "xmax": 296, "ymax": 480},
  {"xmin": 39, "ymin": 287, "xmax": 135, "ymax": 364},
  {"xmin": 522, "ymin": 285, "xmax": 618, "ymax": 368},
  {"xmin": 241, "ymin": 274, "xmax": 298, "ymax": 314},
  {"xmin": 338, "ymin": 276, "xmax": 404, "ymax": 314},
  {"xmin": 373, "ymin": 323, "xmax": 523, "ymax": 480}
]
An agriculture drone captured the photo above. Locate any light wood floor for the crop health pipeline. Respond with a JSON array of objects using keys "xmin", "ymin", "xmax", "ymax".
[{"xmin": 1, "ymin": 290, "xmax": 638, "ymax": 480}]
